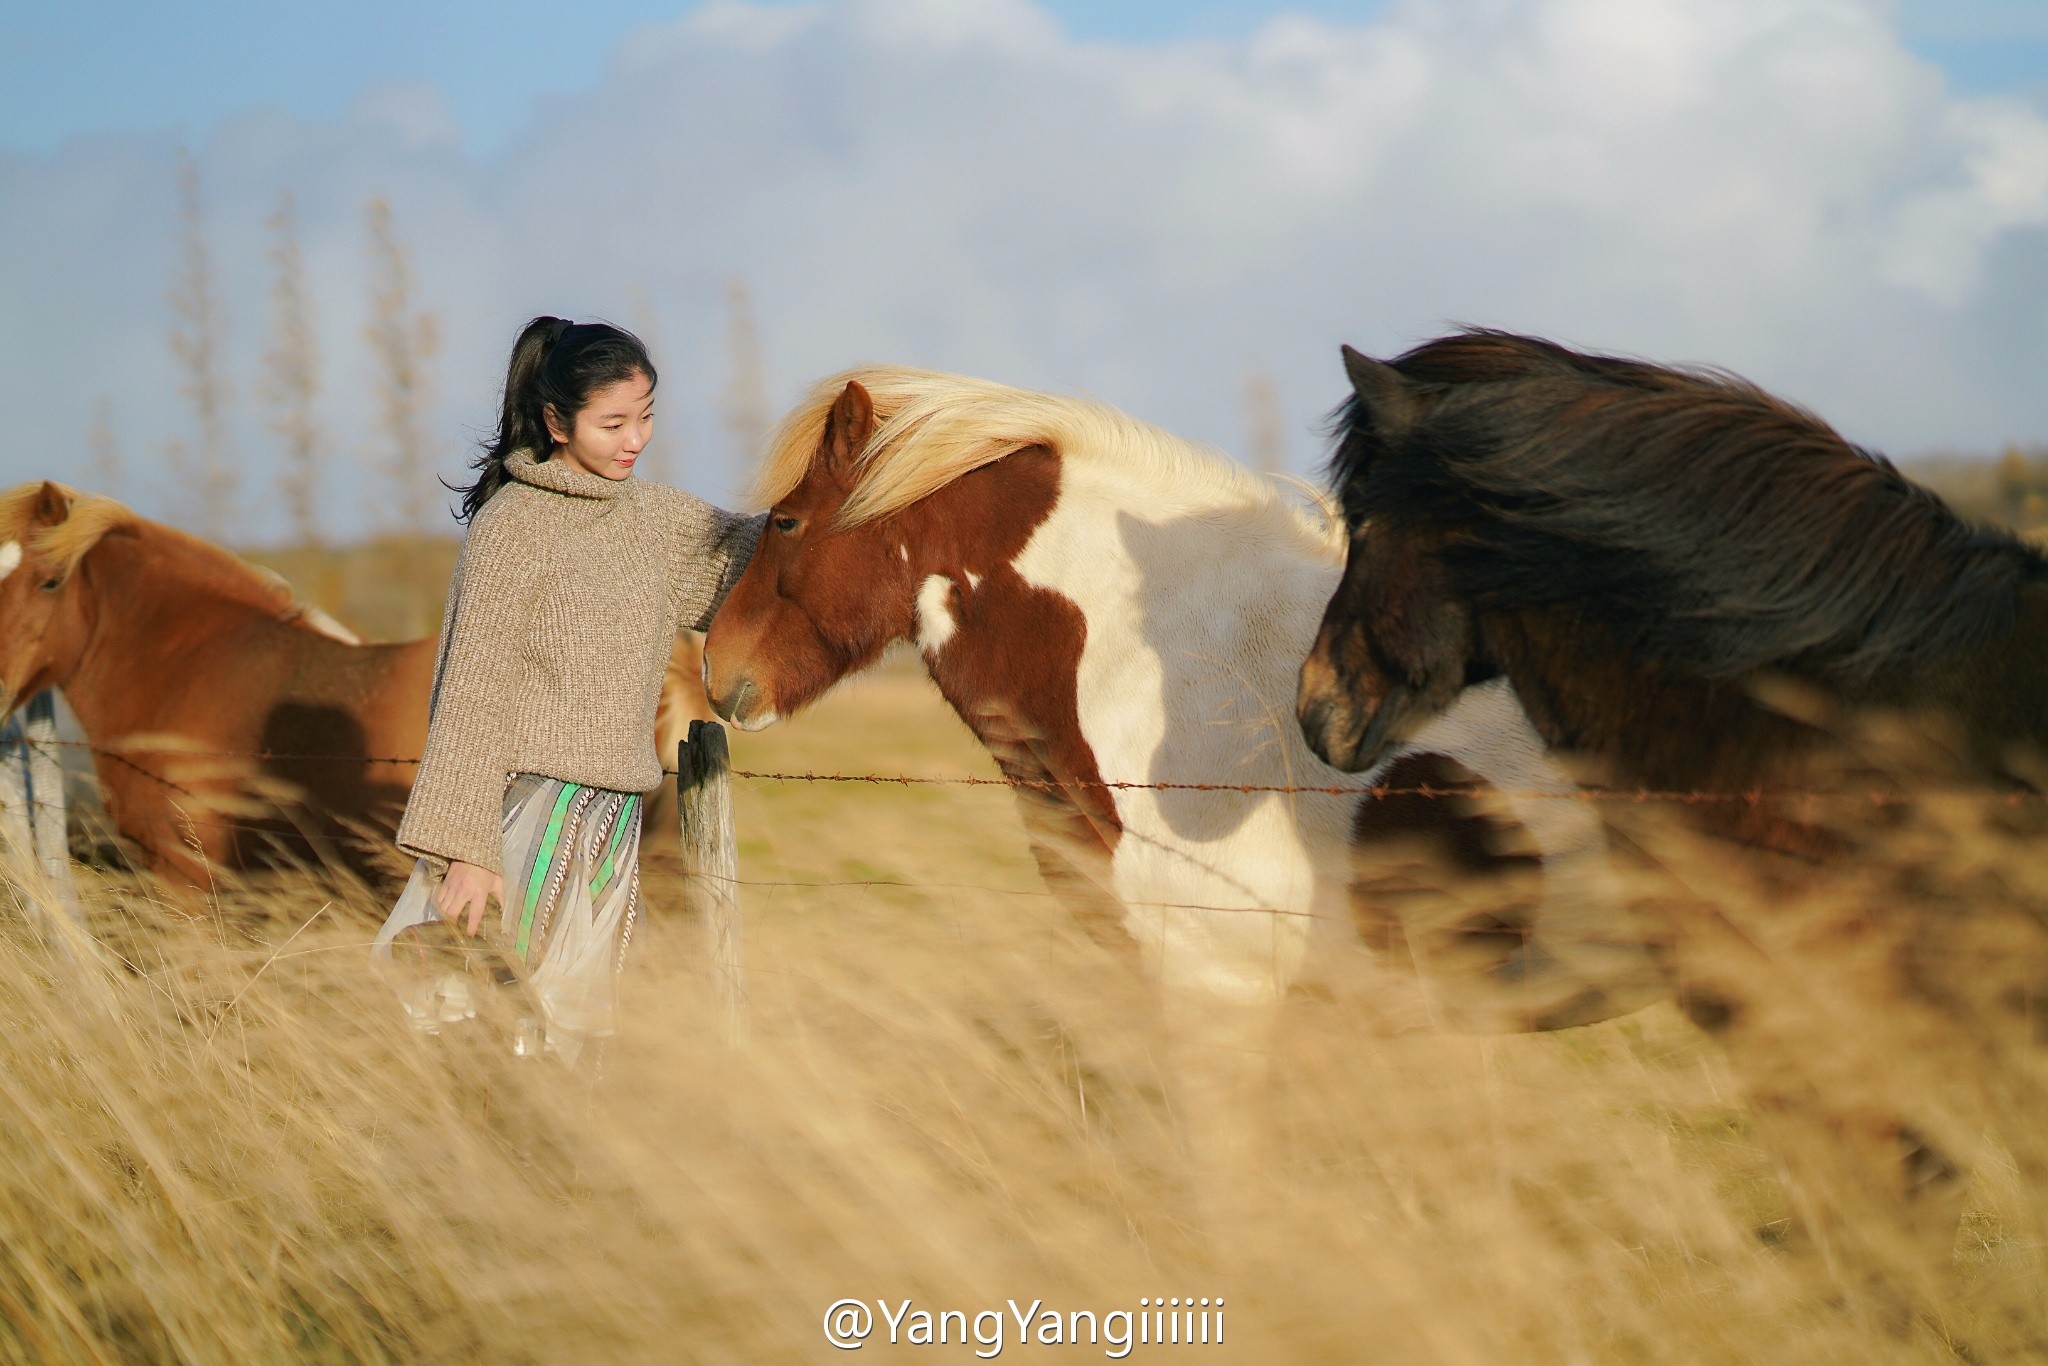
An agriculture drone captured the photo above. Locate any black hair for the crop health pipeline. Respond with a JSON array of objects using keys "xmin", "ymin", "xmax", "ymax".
[{"xmin": 452, "ymin": 316, "xmax": 657, "ymax": 523}]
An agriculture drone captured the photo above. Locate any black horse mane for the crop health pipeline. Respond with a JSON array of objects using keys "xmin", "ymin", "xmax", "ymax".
[{"xmin": 1329, "ymin": 329, "xmax": 2048, "ymax": 686}]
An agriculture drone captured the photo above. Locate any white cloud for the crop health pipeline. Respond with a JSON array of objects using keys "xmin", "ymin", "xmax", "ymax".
[
  {"xmin": 2, "ymin": 0, "xmax": 2047, "ymax": 543},
  {"xmin": 347, "ymin": 83, "xmax": 466, "ymax": 150}
]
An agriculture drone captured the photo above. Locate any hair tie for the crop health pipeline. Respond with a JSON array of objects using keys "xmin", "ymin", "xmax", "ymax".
[{"xmin": 544, "ymin": 318, "xmax": 573, "ymax": 353}]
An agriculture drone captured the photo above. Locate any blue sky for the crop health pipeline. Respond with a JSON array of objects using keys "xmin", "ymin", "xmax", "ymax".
[
  {"xmin": 6, "ymin": 0, "xmax": 2048, "ymax": 538},
  {"xmin": 4, "ymin": 0, "xmax": 2045, "ymax": 156}
]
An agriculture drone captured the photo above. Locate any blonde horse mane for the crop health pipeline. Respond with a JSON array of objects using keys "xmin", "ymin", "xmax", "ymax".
[
  {"xmin": 0, "ymin": 482, "xmax": 356, "ymax": 636},
  {"xmin": 752, "ymin": 367, "xmax": 1343, "ymax": 550},
  {"xmin": 0, "ymin": 483, "xmax": 138, "ymax": 581}
]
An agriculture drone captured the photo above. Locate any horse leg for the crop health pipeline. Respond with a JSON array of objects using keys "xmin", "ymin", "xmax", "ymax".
[
  {"xmin": 148, "ymin": 827, "xmax": 223, "ymax": 900},
  {"xmin": 1395, "ymin": 680, "xmax": 1667, "ymax": 1031}
]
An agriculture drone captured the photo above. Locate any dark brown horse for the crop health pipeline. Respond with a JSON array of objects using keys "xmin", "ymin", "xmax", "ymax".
[
  {"xmin": 1295, "ymin": 330, "xmax": 2048, "ymax": 1301},
  {"xmin": 1298, "ymin": 330, "xmax": 2048, "ymax": 839},
  {"xmin": 0, "ymin": 482, "xmax": 717, "ymax": 888}
]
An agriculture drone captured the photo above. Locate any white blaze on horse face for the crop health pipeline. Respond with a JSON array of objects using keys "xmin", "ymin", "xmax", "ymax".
[
  {"xmin": 0, "ymin": 542, "xmax": 21, "ymax": 582},
  {"xmin": 964, "ymin": 570, "xmax": 981, "ymax": 590},
  {"xmin": 915, "ymin": 574, "xmax": 958, "ymax": 656}
]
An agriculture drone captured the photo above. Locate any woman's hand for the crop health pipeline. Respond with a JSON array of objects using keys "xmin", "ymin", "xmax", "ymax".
[{"xmin": 435, "ymin": 860, "xmax": 503, "ymax": 936}]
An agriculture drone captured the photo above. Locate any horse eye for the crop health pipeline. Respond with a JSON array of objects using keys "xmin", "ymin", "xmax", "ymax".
[
  {"xmin": 38, "ymin": 578, "xmax": 58, "ymax": 593},
  {"xmin": 773, "ymin": 516, "xmax": 800, "ymax": 534}
]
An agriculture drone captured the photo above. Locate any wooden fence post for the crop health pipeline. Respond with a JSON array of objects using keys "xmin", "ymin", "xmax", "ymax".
[
  {"xmin": 678, "ymin": 719, "xmax": 746, "ymax": 1045},
  {"xmin": 0, "ymin": 692, "xmax": 80, "ymax": 933},
  {"xmin": 25, "ymin": 695, "xmax": 77, "ymax": 918},
  {"xmin": 0, "ymin": 711, "xmax": 33, "ymax": 884}
]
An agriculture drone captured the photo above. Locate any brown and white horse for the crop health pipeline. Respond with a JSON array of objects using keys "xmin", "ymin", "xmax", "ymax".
[
  {"xmin": 704, "ymin": 371, "xmax": 1657, "ymax": 1031},
  {"xmin": 0, "ymin": 482, "xmax": 716, "ymax": 889}
]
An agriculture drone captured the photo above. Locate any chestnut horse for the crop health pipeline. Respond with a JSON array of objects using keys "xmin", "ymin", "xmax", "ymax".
[
  {"xmin": 0, "ymin": 482, "xmax": 717, "ymax": 888},
  {"xmin": 1296, "ymin": 330, "xmax": 2048, "ymax": 1295},
  {"xmin": 704, "ymin": 371, "xmax": 1661, "ymax": 1035},
  {"xmin": 0, "ymin": 482, "xmax": 436, "ymax": 885}
]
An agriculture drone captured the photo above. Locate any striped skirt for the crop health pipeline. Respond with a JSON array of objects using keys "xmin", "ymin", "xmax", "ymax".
[{"xmin": 374, "ymin": 774, "xmax": 644, "ymax": 1063}]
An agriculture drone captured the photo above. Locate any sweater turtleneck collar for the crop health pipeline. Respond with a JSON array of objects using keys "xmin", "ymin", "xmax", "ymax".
[{"xmin": 506, "ymin": 448, "xmax": 629, "ymax": 500}]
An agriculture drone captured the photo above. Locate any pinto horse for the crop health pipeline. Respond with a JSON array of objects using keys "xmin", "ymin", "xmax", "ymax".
[
  {"xmin": 0, "ymin": 482, "xmax": 718, "ymax": 889},
  {"xmin": 703, "ymin": 370, "xmax": 1660, "ymax": 1033},
  {"xmin": 1296, "ymin": 330, "xmax": 2048, "ymax": 1296}
]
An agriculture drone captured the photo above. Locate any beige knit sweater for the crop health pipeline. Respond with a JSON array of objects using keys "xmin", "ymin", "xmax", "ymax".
[{"xmin": 396, "ymin": 450, "xmax": 763, "ymax": 873}]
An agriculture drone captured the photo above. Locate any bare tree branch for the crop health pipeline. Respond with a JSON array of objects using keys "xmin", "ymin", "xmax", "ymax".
[
  {"xmin": 168, "ymin": 153, "xmax": 236, "ymax": 539},
  {"xmin": 263, "ymin": 190, "xmax": 327, "ymax": 547},
  {"xmin": 364, "ymin": 196, "xmax": 442, "ymax": 532},
  {"xmin": 721, "ymin": 278, "xmax": 768, "ymax": 492}
]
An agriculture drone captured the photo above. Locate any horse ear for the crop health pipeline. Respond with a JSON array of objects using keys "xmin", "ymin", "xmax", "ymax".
[
  {"xmin": 1341, "ymin": 345, "xmax": 1421, "ymax": 436},
  {"xmin": 29, "ymin": 482, "xmax": 70, "ymax": 528},
  {"xmin": 820, "ymin": 381, "xmax": 876, "ymax": 485}
]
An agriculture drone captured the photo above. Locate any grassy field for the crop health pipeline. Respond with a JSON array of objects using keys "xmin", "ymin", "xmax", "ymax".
[{"xmin": 7, "ymin": 654, "xmax": 2048, "ymax": 1363}]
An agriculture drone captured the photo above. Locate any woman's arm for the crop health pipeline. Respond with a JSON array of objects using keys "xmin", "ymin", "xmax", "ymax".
[
  {"xmin": 396, "ymin": 505, "xmax": 546, "ymax": 876},
  {"xmin": 697, "ymin": 509, "xmax": 767, "ymax": 631},
  {"xmin": 665, "ymin": 495, "xmax": 767, "ymax": 632}
]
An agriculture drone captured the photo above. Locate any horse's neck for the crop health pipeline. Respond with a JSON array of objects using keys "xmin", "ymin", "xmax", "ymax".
[
  {"xmin": 984, "ymin": 461, "xmax": 1342, "ymax": 789},
  {"xmin": 1948, "ymin": 581, "xmax": 2048, "ymax": 767},
  {"xmin": 64, "ymin": 531, "xmax": 292, "ymax": 738},
  {"xmin": 2014, "ymin": 584, "xmax": 2048, "ymax": 735},
  {"xmin": 1486, "ymin": 610, "xmax": 1729, "ymax": 788}
]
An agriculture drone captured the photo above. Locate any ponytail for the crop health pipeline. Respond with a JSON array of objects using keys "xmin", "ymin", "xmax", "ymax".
[{"xmin": 451, "ymin": 315, "xmax": 657, "ymax": 524}]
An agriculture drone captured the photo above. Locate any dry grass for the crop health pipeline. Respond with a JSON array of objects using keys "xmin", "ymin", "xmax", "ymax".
[{"xmin": 5, "ymin": 667, "xmax": 2048, "ymax": 1363}]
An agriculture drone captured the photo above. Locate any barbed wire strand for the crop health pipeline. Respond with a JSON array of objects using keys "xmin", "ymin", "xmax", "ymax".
[{"xmin": 9, "ymin": 734, "xmax": 2036, "ymax": 806}]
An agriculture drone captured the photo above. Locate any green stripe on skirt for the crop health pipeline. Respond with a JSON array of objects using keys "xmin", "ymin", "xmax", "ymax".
[{"xmin": 374, "ymin": 773, "xmax": 646, "ymax": 1063}]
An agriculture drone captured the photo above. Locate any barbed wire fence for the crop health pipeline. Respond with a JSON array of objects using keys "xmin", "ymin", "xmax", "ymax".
[
  {"xmin": 5, "ymin": 728, "xmax": 2001, "ymax": 806},
  {"xmin": 4, "ymin": 705, "xmax": 2036, "ymax": 1043}
]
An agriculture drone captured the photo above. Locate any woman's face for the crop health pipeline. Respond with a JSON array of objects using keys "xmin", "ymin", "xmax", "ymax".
[{"xmin": 548, "ymin": 371, "xmax": 654, "ymax": 480}]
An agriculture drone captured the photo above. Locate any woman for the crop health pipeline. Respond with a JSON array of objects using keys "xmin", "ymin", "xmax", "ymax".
[{"xmin": 374, "ymin": 317, "xmax": 761, "ymax": 1064}]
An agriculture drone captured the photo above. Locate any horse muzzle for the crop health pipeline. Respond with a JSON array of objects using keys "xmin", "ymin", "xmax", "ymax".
[
  {"xmin": 709, "ymin": 675, "xmax": 779, "ymax": 732},
  {"xmin": 1297, "ymin": 638, "xmax": 1387, "ymax": 772},
  {"xmin": 1298, "ymin": 689, "xmax": 1373, "ymax": 773}
]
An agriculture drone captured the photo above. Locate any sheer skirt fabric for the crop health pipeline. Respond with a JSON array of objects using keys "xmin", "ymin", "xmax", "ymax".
[{"xmin": 375, "ymin": 774, "xmax": 643, "ymax": 1065}]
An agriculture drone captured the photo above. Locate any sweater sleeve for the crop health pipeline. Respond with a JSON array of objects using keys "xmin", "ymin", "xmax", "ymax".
[
  {"xmin": 671, "ymin": 499, "xmax": 767, "ymax": 633},
  {"xmin": 395, "ymin": 507, "xmax": 545, "ymax": 874}
]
